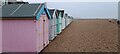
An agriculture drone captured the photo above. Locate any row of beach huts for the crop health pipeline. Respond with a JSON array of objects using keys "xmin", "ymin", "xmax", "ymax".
[{"xmin": 0, "ymin": 2, "xmax": 73, "ymax": 53}]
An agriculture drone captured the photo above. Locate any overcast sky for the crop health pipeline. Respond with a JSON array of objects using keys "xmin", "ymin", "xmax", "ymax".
[
  {"xmin": 23, "ymin": 0, "xmax": 119, "ymax": 19},
  {"xmin": 23, "ymin": 0, "xmax": 120, "ymax": 3},
  {"xmin": 48, "ymin": 2, "xmax": 118, "ymax": 19}
]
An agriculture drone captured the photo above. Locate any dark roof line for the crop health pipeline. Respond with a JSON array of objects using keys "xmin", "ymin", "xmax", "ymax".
[
  {"xmin": 44, "ymin": 8, "xmax": 51, "ymax": 19},
  {"xmin": 7, "ymin": 2, "xmax": 29, "ymax": 4},
  {"xmin": 48, "ymin": 9, "xmax": 55, "ymax": 17}
]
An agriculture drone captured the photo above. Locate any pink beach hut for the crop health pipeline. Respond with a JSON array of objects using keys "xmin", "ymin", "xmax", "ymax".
[
  {"xmin": 0, "ymin": 20, "xmax": 1, "ymax": 53},
  {"xmin": 1, "ymin": 3, "xmax": 50, "ymax": 53}
]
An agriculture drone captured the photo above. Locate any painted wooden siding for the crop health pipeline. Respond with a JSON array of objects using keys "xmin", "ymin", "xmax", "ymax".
[
  {"xmin": 62, "ymin": 17, "xmax": 65, "ymax": 30},
  {"xmin": 53, "ymin": 12, "xmax": 57, "ymax": 37},
  {"xmin": 36, "ymin": 16, "xmax": 44, "ymax": 52},
  {"xmin": 36, "ymin": 15, "xmax": 49, "ymax": 52},
  {"xmin": 65, "ymin": 15, "xmax": 68, "ymax": 27},
  {"xmin": 59, "ymin": 13, "xmax": 62, "ymax": 33},
  {"xmin": 59, "ymin": 16, "xmax": 62, "ymax": 33},
  {"xmin": 2, "ymin": 15, "xmax": 49, "ymax": 53},
  {"xmin": 43, "ymin": 15, "xmax": 49, "ymax": 47},
  {"xmin": 0, "ymin": 20, "xmax": 2, "ymax": 53},
  {"xmin": 49, "ymin": 19, "xmax": 55, "ymax": 40},
  {"xmin": 2, "ymin": 20, "xmax": 37, "ymax": 52},
  {"xmin": 56, "ymin": 16, "xmax": 62, "ymax": 34}
]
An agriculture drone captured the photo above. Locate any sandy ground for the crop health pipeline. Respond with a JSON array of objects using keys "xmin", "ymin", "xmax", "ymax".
[{"xmin": 42, "ymin": 19, "xmax": 118, "ymax": 52}]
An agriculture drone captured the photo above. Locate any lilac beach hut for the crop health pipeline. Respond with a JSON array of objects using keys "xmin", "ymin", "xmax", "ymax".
[
  {"xmin": 1, "ymin": 3, "xmax": 50, "ymax": 53},
  {"xmin": 0, "ymin": 20, "xmax": 1, "ymax": 53}
]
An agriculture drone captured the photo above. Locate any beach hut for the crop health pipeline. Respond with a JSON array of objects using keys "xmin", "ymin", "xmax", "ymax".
[
  {"xmin": 64, "ymin": 13, "xmax": 69, "ymax": 27},
  {"xmin": 71, "ymin": 16, "xmax": 73, "ymax": 23},
  {"xmin": 1, "ymin": 3, "xmax": 50, "ymax": 53},
  {"xmin": 0, "ymin": 20, "xmax": 1, "ymax": 53},
  {"xmin": 47, "ymin": 9, "xmax": 58, "ymax": 40},
  {"xmin": 58, "ymin": 10, "xmax": 65, "ymax": 30},
  {"xmin": 68, "ymin": 16, "xmax": 70, "ymax": 25},
  {"xmin": 56, "ymin": 10, "xmax": 63, "ymax": 34},
  {"xmin": 68, "ymin": 16, "xmax": 73, "ymax": 25},
  {"xmin": 0, "ymin": 6, "xmax": 1, "ymax": 53}
]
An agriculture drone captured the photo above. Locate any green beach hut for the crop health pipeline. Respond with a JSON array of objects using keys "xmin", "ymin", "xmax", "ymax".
[{"xmin": 56, "ymin": 10, "xmax": 63, "ymax": 34}]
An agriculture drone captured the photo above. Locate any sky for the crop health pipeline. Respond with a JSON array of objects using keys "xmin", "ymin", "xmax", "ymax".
[
  {"xmin": 23, "ymin": 0, "xmax": 119, "ymax": 19},
  {"xmin": 23, "ymin": 0, "xmax": 120, "ymax": 3},
  {"xmin": 47, "ymin": 2, "xmax": 118, "ymax": 19}
]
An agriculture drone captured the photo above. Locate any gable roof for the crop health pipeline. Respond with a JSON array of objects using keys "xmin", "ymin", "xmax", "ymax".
[
  {"xmin": 55, "ymin": 9, "xmax": 59, "ymax": 18},
  {"xmin": 64, "ymin": 13, "xmax": 68, "ymax": 18},
  {"xmin": 0, "ymin": 3, "xmax": 45, "ymax": 20},
  {"xmin": 48, "ymin": 9, "xmax": 55, "ymax": 17},
  {"xmin": 65, "ymin": 13, "xmax": 68, "ymax": 16},
  {"xmin": 44, "ymin": 8, "xmax": 52, "ymax": 19},
  {"xmin": 58, "ymin": 10, "xmax": 64, "ymax": 18},
  {"xmin": 48, "ymin": 9, "xmax": 59, "ymax": 18}
]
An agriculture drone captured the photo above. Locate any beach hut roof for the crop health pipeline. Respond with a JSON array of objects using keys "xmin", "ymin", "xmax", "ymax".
[
  {"xmin": 58, "ymin": 10, "xmax": 64, "ymax": 18},
  {"xmin": 68, "ymin": 16, "xmax": 71, "ymax": 19},
  {"xmin": 49, "ymin": 9, "xmax": 55, "ymax": 16},
  {"xmin": 48, "ymin": 9, "xmax": 55, "ymax": 18},
  {"xmin": 0, "ymin": 3, "xmax": 48, "ymax": 20},
  {"xmin": 65, "ymin": 13, "xmax": 68, "ymax": 16},
  {"xmin": 55, "ymin": 10, "xmax": 59, "ymax": 18},
  {"xmin": 44, "ymin": 8, "xmax": 52, "ymax": 19},
  {"xmin": 48, "ymin": 9, "xmax": 59, "ymax": 18}
]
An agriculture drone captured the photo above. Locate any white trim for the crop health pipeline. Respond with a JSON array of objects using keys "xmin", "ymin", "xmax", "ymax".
[
  {"xmin": 11, "ymin": 4, "xmax": 23, "ymax": 15},
  {"xmin": 33, "ymin": 4, "xmax": 42, "ymax": 16}
]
